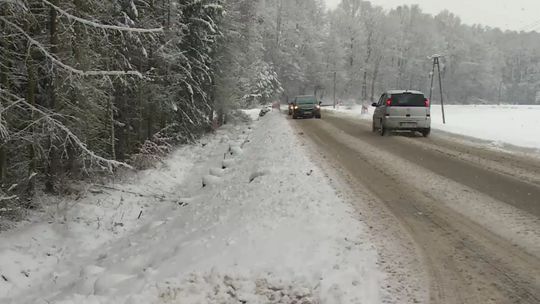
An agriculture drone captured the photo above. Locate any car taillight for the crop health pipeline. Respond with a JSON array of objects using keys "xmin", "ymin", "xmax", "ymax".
[
  {"xmin": 424, "ymin": 98, "xmax": 430, "ymax": 107},
  {"xmin": 386, "ymin": 99, "xmax": 392, "ymax": 106}
]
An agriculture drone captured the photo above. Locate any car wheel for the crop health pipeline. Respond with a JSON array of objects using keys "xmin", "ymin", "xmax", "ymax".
[
  {"xmin": 379, "ymin": 120, "xmax": 386, "ymax": 136},
  {"xmin": 421, "ymin": 128, "xmax": 431, "ymax": 137},
  {"xmin": 316, "ymin": 115, "xmax": 321, "ymax": 119}
]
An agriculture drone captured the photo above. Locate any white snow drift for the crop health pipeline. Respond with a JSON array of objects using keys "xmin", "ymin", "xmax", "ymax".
[{"xmin": 0, "ymin": 110, "xmax": 382, "ymax": 304}]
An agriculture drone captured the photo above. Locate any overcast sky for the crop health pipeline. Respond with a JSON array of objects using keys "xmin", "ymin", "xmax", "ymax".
[{"xmin": 324, "ymin": 0, "xmax": 540, "ymax": 32}]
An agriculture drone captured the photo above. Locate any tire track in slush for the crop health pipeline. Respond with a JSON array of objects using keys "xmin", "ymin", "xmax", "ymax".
[{"xmin": 294, "ymin": 115, "xmax": 540, "ymax": 304}]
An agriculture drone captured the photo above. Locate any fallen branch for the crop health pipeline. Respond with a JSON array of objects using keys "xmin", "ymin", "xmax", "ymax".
[
  {"xmin": 0, "ymin": 195, "xmax": 18, "ymax": 201},
  {"xmin": 91, "ymin": 184, "xmax": 186, "ymax": 205},
  {"xmin": 93, "ymin": 184, "xmax": 157, "ymax": 198}
]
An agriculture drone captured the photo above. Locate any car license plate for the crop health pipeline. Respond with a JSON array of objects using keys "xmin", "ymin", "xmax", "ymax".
[
  {"xmin": 401, "ymin": 122, "xmax": 417, "ymax": 127},
  {"xmin": 304, "ymin": 111, "xmax": 312, "ymax": 115}
]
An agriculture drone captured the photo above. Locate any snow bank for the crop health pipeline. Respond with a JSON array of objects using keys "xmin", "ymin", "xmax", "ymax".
[
  {"xmin": 1, "ymin": 111, "xmax": 381, "ymax": 303},
  {"xmin": 240, "ymin": 108, "xmax": 262, "ymax": 121},
  {"xmin": 431, "ymin": 105, "xmax": 540, "ymax": 150},
  {"xmin": 328, "ymin": 104, "xmax": 540, "ymax": 151}
]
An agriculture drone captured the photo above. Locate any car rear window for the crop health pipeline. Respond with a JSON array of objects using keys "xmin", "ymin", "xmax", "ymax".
[{"xmin": 390, "ymin": 93, "xmax": 425, "ymax": 107}]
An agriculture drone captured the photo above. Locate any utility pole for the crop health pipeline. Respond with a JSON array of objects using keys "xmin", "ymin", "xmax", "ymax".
[
  {"xmin": 333, "ymin": 71, "xmax": 337, "ymax": 109},
  {"xmin": 497, "ymin": 81, "xmax": 503, "ymax": 105},
  {"xmin": 429, "ymin": 55, "xmax": 446, "ymax": 124}
]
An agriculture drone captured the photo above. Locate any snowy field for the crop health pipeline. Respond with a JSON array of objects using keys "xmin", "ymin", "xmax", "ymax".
[
  {"xmin": 0, "ymin": 110, "xmax": 382, "ymax": 303},
  {"xmin": 329, "ymin": 104, "xmax": 540, "ymax": 151}
]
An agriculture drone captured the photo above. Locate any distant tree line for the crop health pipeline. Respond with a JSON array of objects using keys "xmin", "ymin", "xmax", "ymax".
[{"xmin": 256, "ymin": 0, "xmax": 540, "ymax": 105}]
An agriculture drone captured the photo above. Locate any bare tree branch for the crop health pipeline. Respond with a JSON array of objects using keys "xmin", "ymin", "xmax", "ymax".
[
  {"xmin": 0, "ymin": 88, "xmax": 132, "ymax": 171},
  {"xmin": 0, "ymin": 16, "xmax": 144, "ymax": 78},
  {"xmin": 41, "ymin": 0, "xmax": 164, "ymax": 33}
]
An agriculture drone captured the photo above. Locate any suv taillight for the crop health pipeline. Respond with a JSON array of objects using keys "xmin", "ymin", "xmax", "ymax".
[{"xmin": 424, "ymin": 98, "xmax": 430, "ymax": 107}]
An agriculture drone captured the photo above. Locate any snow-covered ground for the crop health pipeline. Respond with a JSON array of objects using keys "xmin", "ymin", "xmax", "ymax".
[
  {"xmin": 329, "ymin": 104, "xmax": 540, "ymax": 151},
  {"xmin": 0, "ymin": 110, "xmax": 382, "ymax": 303}
]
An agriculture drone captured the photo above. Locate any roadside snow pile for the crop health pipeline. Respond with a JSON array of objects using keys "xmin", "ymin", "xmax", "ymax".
[
  {"xmin": 329, "ymin": 104, "xmax": 540, "ymax": 150},
  {"xmin": 0, "ymin": 111, "xmax": 382, "ymax": 304},
  {"xmin": 152, "ymin": 272, "xmax": 319, "ymax": 303},
  {"xmin": 241, "ymin": 108, "xmax": 263, "ymax": 121}
]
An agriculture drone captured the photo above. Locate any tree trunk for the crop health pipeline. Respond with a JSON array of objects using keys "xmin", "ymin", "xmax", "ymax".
[
  {"xmin": 370, "ymin": 55, "xmax": 383, "ymax": 103},
  {"xmin": 26, "ymin": 51, "xmax": 37, "ymax": 195},
  {"xmin": 66, "ymin": 0, "xmax": 87, "ymax": 174},
  {"xmin": 275, "ymin": 0, "xmax": 283, "ymax": 47},
  {"xmin": 362, "ymin": 31, "xmax": 373, "ymax": 101},
  {"xmin": 0, "ymin": 6, "xmax": 9, "ymax": 183},
  {"xmin": 45, "ymin": 0, "xmax": 60, "ymax": 193},
  {"xmin": 146, "ymin": 100, "xmax": 154, "ymax": 140},
  {"xmin": 109, "ymin": 93, "xmax": 117, "ymax": 160}
]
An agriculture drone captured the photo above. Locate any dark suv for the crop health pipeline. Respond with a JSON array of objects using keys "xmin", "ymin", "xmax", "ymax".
[{"xmin": 292, "ymin": 95, "xmax": 321, "ymax": 119}]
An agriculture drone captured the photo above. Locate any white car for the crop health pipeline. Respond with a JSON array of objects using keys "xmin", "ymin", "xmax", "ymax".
[{"xmin": 372, "ymin": 90, "xmax": 431, "ymax": 137}]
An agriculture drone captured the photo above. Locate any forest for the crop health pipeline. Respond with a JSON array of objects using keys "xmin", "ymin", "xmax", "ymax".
[{"xmin": 1, "ymin": 0, "xmax": 539, "ymax": 209}]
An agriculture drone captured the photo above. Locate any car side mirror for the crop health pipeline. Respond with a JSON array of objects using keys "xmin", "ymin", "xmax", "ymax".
[{"xmin": 371, "ymin": 103, "xmax": 378, "ymax": 107}]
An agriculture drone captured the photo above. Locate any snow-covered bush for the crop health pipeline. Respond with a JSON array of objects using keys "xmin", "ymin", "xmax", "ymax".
[{"xmin": 130, "ymin": 133, "xmax": 173, "ymax": 170}]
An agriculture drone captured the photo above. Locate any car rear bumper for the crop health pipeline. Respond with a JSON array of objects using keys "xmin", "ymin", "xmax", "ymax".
[
  {"xmin": 384, "ymin": 117, "xmax": 431, "ymax": 129},
  {"xmin": 294, "ymin": 109, "xmax": 320, "ymax": 117}
]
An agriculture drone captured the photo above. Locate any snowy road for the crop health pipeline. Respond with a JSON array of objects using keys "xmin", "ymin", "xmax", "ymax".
[{"xmin": 294, "ymin": 111, "xmax": 540, "ymax": 304}]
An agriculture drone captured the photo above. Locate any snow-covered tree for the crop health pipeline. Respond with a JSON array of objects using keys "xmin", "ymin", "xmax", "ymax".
[
  {"xmin": 0, "ymin": 0, "xmax": 229, "ymax": 205},
  {"xmin": 242, "ymin": 61, "xmax": 283, "ymax": 106}
]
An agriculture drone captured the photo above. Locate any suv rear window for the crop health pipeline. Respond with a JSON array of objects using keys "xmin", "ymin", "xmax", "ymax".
[{"xmin": 390, "ymin": 93, "xmax": 425, "ymax": 107}]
